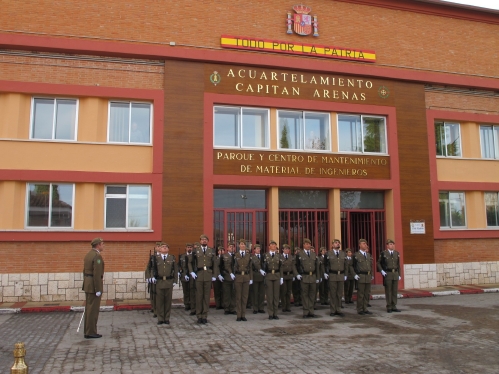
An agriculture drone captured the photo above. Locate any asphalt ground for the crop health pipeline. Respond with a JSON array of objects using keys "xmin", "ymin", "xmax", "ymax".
[{"xmin": 1, "ymin": 293, "xmax": 498, "ymax": 374}]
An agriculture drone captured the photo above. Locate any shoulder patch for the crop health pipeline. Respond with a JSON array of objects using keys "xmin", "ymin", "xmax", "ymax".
[{"xmin": 97, "ymin": 259, "xmax": 101, "ymax": 264}]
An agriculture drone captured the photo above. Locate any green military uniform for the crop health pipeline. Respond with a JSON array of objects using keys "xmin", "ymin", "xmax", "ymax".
[
  {"xmin": 318, "ymin": 252, "xmax": 329, "ymax": 305},
  {"xmin": 145, "ymin": 244, "xmax": 160, "ymax": 316},
  {"xmin": 377, "ymin": 240, "xmax": 401, "ymax": 312},
  {"xmin": 294, "ymin": 243, "xmax": 320, "ymax": 317},
  {"xmin": 280, "ymin": 248, "xmax": 294, "ymax": 312},
  {"xmin": 234, "ymin": 249, "xmax": 253, "ymax": 320},
  {"xmin": 220, "ymin": 252, "xmax": 236, "ymax": 314},
  {"xmin": 179, "ymin": 252, "xmax": 190, "ymax": 310},
  {"xmin": 82, "ymin": 238, "xmax": 105, "ymax": 338},
  {"xmin": 214, "ymin": 249, "xmax": 224, "ymax": 309},
  {"xmin": 155, "ymin": 252, "xmax": 178, "ymax": 324},
  {"xmin": 292, "ymin": 248, "xmax": 302, "ymax": 306},
  {"xmin": 186, "ymin": 251, "xmax": 196, "ymax": 314},
  {"xmin": 188, "ymin": 242, "xmax": 217, "ymax": 323},
  {"xmin": 264, "ymin": 251, "xmax": 283, "ymax": 319},
  {"xmin": 344, "ymin": 253, "xmax": 355, "ymax": 304},
  {"xmin": 353, "ymin": 250, "xmax": 373, "ymax": 314},
  {"xmin": 251, "ymin": 250, "xmax": 265, "ymax": 313},
  {"xmin": 324, "ymin": 249, "xmax": 346, "ymax": 315}
]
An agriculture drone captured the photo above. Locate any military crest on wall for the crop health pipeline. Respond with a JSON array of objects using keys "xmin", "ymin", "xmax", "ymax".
[{"xmin": 286, "ymin": 4, "xmax": 319, "ymax": 37}]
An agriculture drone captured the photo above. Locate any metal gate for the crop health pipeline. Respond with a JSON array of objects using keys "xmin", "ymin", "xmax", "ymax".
[
  {"xmin": 340, "ymin": 210, "xmax": 385, "ymax": 284},
  {"xmin": 213, "ymin": 210, "xmax": 268, "ymax": 251},
  {"xmin": 279, "ymin": 210, "xmax": 329, "ymax": 253}
]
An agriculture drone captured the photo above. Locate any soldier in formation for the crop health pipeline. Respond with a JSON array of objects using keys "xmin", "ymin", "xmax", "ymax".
[
  {"xmin": 378, "ymin": 239, "xmax": 402, "ymax": 313},
  {"xmin": 294, "ymin": 238, "xmax": 320, "ymax": 318},
  {"xmin": 280, "ymin": 244, "xmax": 294, "ymax": 313},
  {"xmin": 264, "ymin": 240, "xmax": 282, "ymax": 320}
]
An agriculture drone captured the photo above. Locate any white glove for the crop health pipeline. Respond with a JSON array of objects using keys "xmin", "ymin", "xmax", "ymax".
[
  {"xmin": 293, "ymin": 277, "xmax": 295, "ymax": 281},
  {"xmin": 218, "ymin": 275, "xmax": 224, "ymax": 282},
  {"xmin": 399, "ymin": 276, "xmax": 401, "ymax": 281},
  {"xmin": 211, "ymin": 277, "xmax": 216, "ymax": 282},
  {"xmin": 152, "ymin": 278, "xmax": 157, "ymax": 284},
  {"xmin": 184, "ymin": 275, "xmax": 189, "ymax": 282},
  {"xmin": 371, "ymin": 276, "xmax": 374, "ymax": 281},
  {"xmin": 324, "ymin": 273, "xmax": 329, "ymax": 280},
  {"xmin": 146, "ymin": 278, "xmax": 151, "ymax": 284},
  {"xmin": 296, "ymin": 275, "xmax": 302, "ymax": 280},
  {"xmin": 280, "ymin": 278, "xmax": 283, "ymax": 285},
  {"xmin": 230, "ymin": 273, "xmax": 236, "ymax": 280},
  {"xmin": 344, "ymin": 276, "xmax": 347, "ymax": 281},
  {"xmin": 316, "ymin": 279, "xmax": 319, "ymax": 283},
  {"xmin": 259, "ymin": 269, "xmax": 266, "ymax": 276},
  {"xmin": 173, "ymin": 283, "xmax": 177, "ymax": 287},
  {"xmin": 96, "ymin": 292, "xmax": 102, "ymax": 297},
  {"xmin": 190, "ymin": 272, "xmax": 197, "ymax": 279},
  {"xmin": 381, "ymin": 270, "xmax": 387, "ymax": 277},
  {"xmin": 249, "ymin": 280, "xmax": 253, "ymax": 285},
  {"xmin": 178, "ymin": 272, "xmax": 181, "ymax": 279},
  {"xmin": 354, "ymin": 275, "xmax": 360, "ymax": 280}
]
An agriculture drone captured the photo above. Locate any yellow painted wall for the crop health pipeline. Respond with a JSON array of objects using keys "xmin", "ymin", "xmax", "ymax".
[
  {"xmin": 0, "ymin": 181, "xmax": 26, "ymax": 229},
  {"xmin": 78, "ymin": 98, "xmax": 109, "ymax": 142},
  {"xmin": 385, "ymin": 190, "xmax": 395, "ymax": 241},
  {"xmin": 268, "ymin": 187, "xmax": 279, "ymax": 247},
  {"xmin": 330, "ymin": 113, "xmax": 338, "ymax": 152},
  {"xmin": 74, "ymin": 184, "xmax": 105, "ymax": 229},
  {"xmin": 0, "ymin": 141, "xmax": 153, "ymax": 172},
  {"xmin": 460, "ymin": 122, "xmax": 481, "ymax": 158},
  {"xmin": 329, "ymin": 189, "xmax": 341, "ymax": 244},
  {"xmin": 437, "ymin": 159, "xmax": 499, "ymax": 183},
  {"xmin": 0, "ymin": 94, "xmax": 31, "ymax": 139},
  {"xmin": 270, "ymin": 108, "xmax": 277, "ymax": 150},
  {"xmin": 465, "ymin": 191, "xmax": 486, "ymax": 229}
]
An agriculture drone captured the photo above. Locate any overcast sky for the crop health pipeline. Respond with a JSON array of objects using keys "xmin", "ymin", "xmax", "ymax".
[{"xmin": 442, "ymin": 0, "xmax": 499, "ymax": 10}]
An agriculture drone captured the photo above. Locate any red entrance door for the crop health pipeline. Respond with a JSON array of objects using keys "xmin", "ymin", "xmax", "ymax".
[{"xmin": 213, "ymin": 210, "xmax": 267, "ymax": 250}]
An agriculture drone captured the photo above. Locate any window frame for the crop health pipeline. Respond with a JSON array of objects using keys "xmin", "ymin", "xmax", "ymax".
[
  {"xmin": 479, "ymin": 124, "xmax": 499, "ymax": 159},
  {"xmin": 485, "ymin": 191, "xmax": 499, "ymax": 227},
  {"xmin": 29, "ymin": 97, "xmax": 79, "ymax": 141},
  {"xmin": 104, "ymin": 184, "xmax": 152, "ymax": 230},
  {"xmin": 25, "ymin": 182, "xmax": 75, "ymax": 229},
  {"xmin": 107, "ymin": 101, "xmax": 153, "ymax": 145},
  {"xmin": 213, "ymin": 105, "xmax": 270, "ymax": 150},
  {"xmin": 435, "ymin": 121, "xmax": 462, "ymax": 158},
  {"xmin": 336, "ymin": 114, "xmax": 388, "ymax": 155},
  {"xmin": 277, "ymin": 109, "xmax": 331, "ymax": 152},
  {"xmin": 439, "ymin": 191, "xmax": 467, "ymax": 229}
]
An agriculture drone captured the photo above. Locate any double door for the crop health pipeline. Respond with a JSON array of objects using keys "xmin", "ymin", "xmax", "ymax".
[{"xmin": 213, "ymin": 210, "xmax": 267, "ymax": 250}]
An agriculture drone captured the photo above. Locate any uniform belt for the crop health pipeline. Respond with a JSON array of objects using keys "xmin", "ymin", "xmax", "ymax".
[
  {"xmin": 283, "ymin": 271, "xmax": 293, "ymax": 276},
  {"xmin": 388, "ymin": 269, "xmax": 398, "ymax": 272},
  {"xmin": 235, "ymin": 271, "xmax": 248, "ymax": 275},
  {"xmin": 300, "ymin": 271, "xmax": 316, "ymax": 275},
  {"xmin": 359, "ymin": 271, "xmax": 371, "ymax": 275},
  {"xmin": 156, "ymin": 276, "xmax": 173, "ymax": 280},
  {"xmin": 197, "ymin": 267, "xmax": 212, "ymax": 271},
  {"xmin": 84, "ymin": 274, "xmax": 93, "ymax": 277},
  {"xmin": 328, "ymin": 270, "xmax": 344, "ymax": 274}
]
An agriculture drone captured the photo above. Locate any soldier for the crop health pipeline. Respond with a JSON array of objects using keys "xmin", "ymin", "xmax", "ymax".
[
  {"xmin": 187, "ymin": 243, "xmax": 197, "ymax": 315},
  {"xmin": 214, "ymin": 246, "xmax": 225, "ymax": 310},
  {"xmin": 318, "ymin": 247, "xmax": 329, "ymax": 305},
  {"xmin": 234, "ymin": 239, "xmax": 253, "ymax": 321},
  {"xmin": 294, "ymin": 238, "xmax": 320, "ymax": 318},
  {"xmin": 280, "ymin": 244, "xmax": 294, "ymax": 312},
  {"xmin": 145, "ymin": 242, "xmax": 160, "ymax": 317},
  {"xmin": 292, "ymin": 247, "xmax": 302, "ymax": 307},
  {"xmin": 251, "ymin": 244, "xmax": 265, "ymax": 314},
  {"xmin": 264, "ymin": 240, "xmax": 282, "ymax": 320},
  {"xmin": 324, "ymin": 240, "xmax": 347, "ymax": 317},
  {"xmin": 353, "ymin": 239, "xmax": 373, "ymax": 315},
  {"xmin": 377, "ymin": 239, "xmax": 402, "ymax": 313},
  {"xmin": 82, "ymin": 237, "xmax": 105, "ymax": 339},
  {"xmin": 179, "ymin": 243, "xmax": 192, "ymax": 311},
  {"xmin": 188, "ymin": 234, "xmax": 217, "ymax": 324},
  {"xmin": 344, "ymin": 249, "xmax": 355, "ymax": 304},
  {"xmin": 219, "ymin": 242, "xmax": 236, "ymax": 315},
  {"xmin": 154, "ymin": 243, "xmax": 178, "ymax": 325}
]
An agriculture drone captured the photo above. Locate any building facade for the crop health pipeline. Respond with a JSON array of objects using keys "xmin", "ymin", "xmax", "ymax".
[{"xmin": 1, "ymin": 0, "xmax": 499, "ymax": 303}]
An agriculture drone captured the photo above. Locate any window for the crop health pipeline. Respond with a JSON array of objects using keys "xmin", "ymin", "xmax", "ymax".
[
  {"xmin": 26, "ymin": 183, "xmax": 74, "ymax": 228},
  {"xmin": 435, "ymin": 122, "xmax": 461, "ymax": 157},
  {"xmin": 31, "ymin": 98, "xmax": 77, "ymax": 140},
  {"xmin": 338, "ymin": 114, "xmax": 386, "ymax": 154},
  {"xmin": 214, "ymin": 106, "xmax": 269, "ymax": 148},
  {"xmin": 480, "ymin": 125, "xmax": 499, "ymax": 159},
  {"xmin": 105, "ymin": 185, "xmax": 151, "ymax": 229},
  {"xmin": 485, "ymin": 192, "xmax": 499, "ymax": 227},
  {"xmin": 439, "ymin": 191, "xmax": 466, "ymax": 228},
  {"xmin": 109, "ymin": 102, "xmax": 152, "ymax": 144},
  {"xmin": 278, "ymin": 111, "xmax": 330, "ymax": 151}
]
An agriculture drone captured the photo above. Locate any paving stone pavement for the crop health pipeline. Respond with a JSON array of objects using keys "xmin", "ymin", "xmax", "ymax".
[{"xmin": 1, "ymin": 294, "xmax": 498, "ymax": 373}]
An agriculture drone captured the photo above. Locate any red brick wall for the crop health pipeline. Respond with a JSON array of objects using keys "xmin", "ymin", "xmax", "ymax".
[
  {"xmin": 426, "ymin": 91, "xmax": 499, "ymax": 114},
  {"xmin": 2, "ymin": 0, "xmax": 499, "ymax": 77},
  {"xmin": 435, "ymin": 238, "xmax": 499, "ymax": 263},
  {"xmin": 0, "ymin": 242, "xmax": 183, "ymax": 273}
]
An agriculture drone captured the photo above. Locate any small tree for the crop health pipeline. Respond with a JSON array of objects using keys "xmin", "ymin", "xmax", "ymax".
[{"xmin": 280, "ymin": 121, "xmax": 290, "ymax": 148}]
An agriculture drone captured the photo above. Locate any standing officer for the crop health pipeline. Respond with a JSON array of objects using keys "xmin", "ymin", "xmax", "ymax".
[
  {"xmin": 214, "ymin": 246, "xmax": 225, "ymax": 310},
  {"xmin": 344, "ymin": 249, "xmax": 355, "ymax": 304},
  {"xmin": 318, "ymin": 247, "xmax": 328, "ymax": 305},
  {"xmin": 234, "ymin": 239, "xmax": 253, "ymax": 321},
  {"xmin": 188, "ymin": 234, "xmax": 217, "ymax": 324},
  {"xmin": 251, "ymin": 244, "xmax": 265, "ymax": 314},
  {"xmin": 353, "ymin": 239, "xmax": 373, "ymax": 315},
  {"xmin": 292, "ymin": 247, "xmax": 302, "ymax": 307},
  {"xmin": 145, "ymin": 242, "xmax": 160, "ymax": 317},
  {"xmin": 179, "ymin": 243, "xmax": 192, "ymax": 311},
  {"xmin": 264, "ymin": 240, "xmax": 283, "ymax": 320},
  {"xmin": 378, "ymin": 239, "xmax": 402, "ymax": 313},
  {"xmin": 220, "ymin": 242, "xmax": 236, "ymax": 315},
  {"xmin": 83, "ymin": 237, "xmax": 105, "ymax": 339},
  {"xmin": 154, "ymin": 243, "xmax": 178, "ymax": 325},
  {"xmin": 324, "ymin": 241, "xmax": 346, "ymax": 317},
  {"xmin": 280, "ymin": 244, "xmax": 294, "ymax": 313},
  {"xmin": 294, "ymin": 238, "xmax": 320, "ymax": 318}
]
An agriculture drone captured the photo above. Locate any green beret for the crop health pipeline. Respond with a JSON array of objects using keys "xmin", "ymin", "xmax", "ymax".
[
  {"xmin": 91, "ymin": 238, "xmax": 103, "ymax": 247},
  {"xmin": 303, "ymin": 238, "xmax": 311, "ymax": 244},
  {"xmin": 386, "ymin": 239, "xmax": 395, "ymax": 244}
]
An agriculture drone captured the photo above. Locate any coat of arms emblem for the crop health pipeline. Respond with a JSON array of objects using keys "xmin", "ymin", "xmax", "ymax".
[{"xmin": 286, "ymin": 4, "xmax": 318, "ymax": 37}]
